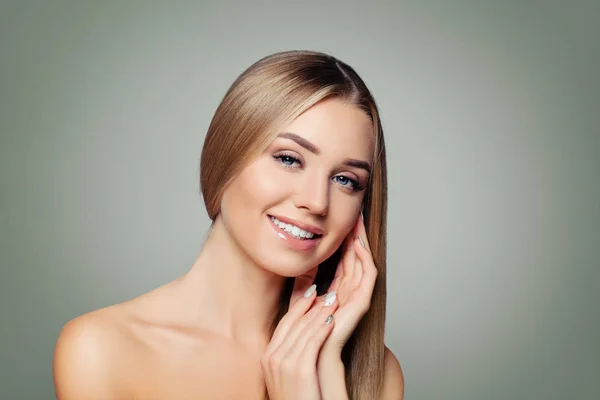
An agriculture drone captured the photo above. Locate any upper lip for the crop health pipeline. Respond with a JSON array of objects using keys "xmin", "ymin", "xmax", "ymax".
[{"xmin": 269, "ymin": 214, "xmax": 324, "ymax": 236}]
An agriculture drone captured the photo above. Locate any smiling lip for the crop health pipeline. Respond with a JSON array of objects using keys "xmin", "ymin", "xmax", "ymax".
[
  {"xmin": 268, "ymin": 214, "xmax": 324, "ymax": 236},
  {"xmin": 268, "ymin": 216, "xmax": 322, "ymax": 251}
]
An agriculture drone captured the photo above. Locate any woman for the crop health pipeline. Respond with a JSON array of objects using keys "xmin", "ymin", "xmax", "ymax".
[{"xmin": 53, "ymin": 50, "xmax": 404, "ymax": 399}]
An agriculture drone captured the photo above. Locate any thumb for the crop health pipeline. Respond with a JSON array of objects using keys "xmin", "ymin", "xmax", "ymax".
[{"xmin": 290, "ymin": 265, "xmax": 319, "ymax": 305}]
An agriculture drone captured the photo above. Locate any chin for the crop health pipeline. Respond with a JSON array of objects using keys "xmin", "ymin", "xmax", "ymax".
[
  {"xmin": 254, "ymin": 251, "xmax": 321, "ymax": 278},
  {"xmin": 251, "ymin": 238, "xmax": 341, "ymax": 279}
]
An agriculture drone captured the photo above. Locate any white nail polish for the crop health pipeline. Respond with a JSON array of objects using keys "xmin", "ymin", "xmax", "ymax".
[
  {"xmin": 304, "ymin": 284, "xmax": 317, "ymax": 298},
  {"xmin": 324, "ymin": 290, "xmax": 337, "ymax": 306},
  {"xmin": 358, "ymin": 235, "xmax": 365, "ymax": 248},
  {"xmin": 325, "ymin": 315, "xmax": 334, "ymax": 325}
]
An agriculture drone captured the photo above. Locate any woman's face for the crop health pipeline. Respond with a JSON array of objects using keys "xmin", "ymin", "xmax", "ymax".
[{"xmin": 220, "ymin": 98, "xmax": 375, "ymax": 277}]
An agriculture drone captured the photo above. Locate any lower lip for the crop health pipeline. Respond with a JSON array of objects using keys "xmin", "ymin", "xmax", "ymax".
[{"xmin": 268, "ymin": 216, "xmax": 321, "ymax": 251}]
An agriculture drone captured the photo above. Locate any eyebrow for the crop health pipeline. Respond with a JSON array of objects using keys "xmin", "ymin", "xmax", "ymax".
[
  {"xmin": 278, "ymin": 132, "xmax": 320, "ymax": 154},
  {"xmin": 277, "ymin": 132, "xmax": 372, "ymax": 173},
  {"xmin": 343, "ymin": 159, "xmax": 372, "ymax": 173}
]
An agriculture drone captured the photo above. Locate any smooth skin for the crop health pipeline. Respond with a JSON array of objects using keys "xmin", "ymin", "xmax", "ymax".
[{"xmin": 53, "ymin": 98, "xmax": 404, "ymax": 399}]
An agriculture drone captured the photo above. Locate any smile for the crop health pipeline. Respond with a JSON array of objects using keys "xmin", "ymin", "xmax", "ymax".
[{"xmin": 269, "ymin": 216, "xmax": 320, "ymax": 240}]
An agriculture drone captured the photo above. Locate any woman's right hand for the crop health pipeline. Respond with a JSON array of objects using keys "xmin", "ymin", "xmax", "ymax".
[{"xmin": 261, "ymin": 280, "xmax": 338, "ymax": 400}]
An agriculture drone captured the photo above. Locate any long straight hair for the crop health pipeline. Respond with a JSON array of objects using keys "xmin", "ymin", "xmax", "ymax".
[{"xmin": 200, "ymin": 50, "xmax": 388, "ymax": 399}]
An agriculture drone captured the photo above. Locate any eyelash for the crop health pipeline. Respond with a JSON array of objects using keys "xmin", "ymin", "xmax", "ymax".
[{"xmin": 273, "ymin": 152, "xmax": 364, "ymax": 191}]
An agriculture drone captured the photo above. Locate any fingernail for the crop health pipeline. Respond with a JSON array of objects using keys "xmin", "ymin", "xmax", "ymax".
[
  {"xmin": 325, "ymin": 315, "xmax": 334, "ymax": 325},
  {"xmin": 324, "ymin": 290, "xmax": 337, "ymax": 306},
  {"xmin": 304, "ymin": 284, "xmax": 317, "ymax": 298},
  {"xmin": 358, "ymin": 235, "xmax": 365, "ymax": 248}
]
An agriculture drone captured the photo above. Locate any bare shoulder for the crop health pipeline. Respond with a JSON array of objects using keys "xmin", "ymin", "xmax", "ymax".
[
  {"xmin": 53, "ymin": 306, "xmax": 135, "ymax": 399},
  {"xmin": 381, "ymin": 346, "xmax": 404, "ymax": 400}
]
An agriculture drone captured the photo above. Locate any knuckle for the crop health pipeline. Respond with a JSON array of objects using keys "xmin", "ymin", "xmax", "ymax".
[
  {"xmin": 308, "ymin": 333, "xmax": 324, "ymax": 348},
  {"xmin": 280, "ymin": 356, "xmax": 296, "ymax": 374},
  {"xmin": 260, "ymin": 355, "xmax": 268, "ymax": 367},
  {"xmin": 268, "ymin": 352, "xmax": 283, "ymax": 369},
  {"xmin": 305, "ymin": 305, "xmax": 320, "ymax": 318}
]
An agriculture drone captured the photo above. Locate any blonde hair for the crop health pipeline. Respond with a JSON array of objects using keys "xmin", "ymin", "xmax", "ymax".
[{"xmin": 200, "ymin": 50, "xmax": 388, "ymax": 399}]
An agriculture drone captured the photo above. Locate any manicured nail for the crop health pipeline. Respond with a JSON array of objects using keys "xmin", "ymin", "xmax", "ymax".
[
  {"xmin": 324, "ymin": 290, "xmax": 337, "ymax": 306},
  {"xmin": 358, "ymin": 235, "xmax": 365, "ymax": 248},
  {"xmin": 304, "ymin": 284, "xmax": 317, "ymax": 298},
  {"xmin": 325, "ymin": 315, "xmax": 334, "ymax": 325}
]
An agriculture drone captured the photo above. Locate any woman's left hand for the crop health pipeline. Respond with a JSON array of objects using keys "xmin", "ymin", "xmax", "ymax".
[
  {"xmin": 319, "ymin": 213, "xmax": 377, "ymax": 356},
  {"xmin": 286, "ymin": 214, "xmax": 377, "ymax": 399}
]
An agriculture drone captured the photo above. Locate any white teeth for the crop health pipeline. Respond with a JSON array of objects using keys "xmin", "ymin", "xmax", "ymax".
[{"xmin": 270, "ymin": 216, "xmax": 316, "ymax": 240}]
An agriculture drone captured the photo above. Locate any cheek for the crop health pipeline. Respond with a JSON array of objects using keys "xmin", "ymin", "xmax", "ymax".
[
  {"xmin": 324, "ymin": 194, "xmax": 363, "ymax": 246},
  {"xmin": 222, "ymin": 161, "xmax": 289, "ymax": 219},
  {"xmin": 248, "ymin": 165, "xmax": 287, "ymax": 202}
]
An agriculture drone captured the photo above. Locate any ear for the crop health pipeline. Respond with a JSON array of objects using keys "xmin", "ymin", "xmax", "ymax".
[{"xmin": 289, "ymin": 265, "xmax": 319, "ymax": 305}]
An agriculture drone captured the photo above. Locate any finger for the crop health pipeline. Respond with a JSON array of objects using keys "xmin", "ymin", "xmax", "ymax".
[
  {"xmin": 306, "ymin": 312, "xmax": 335, "ymax": 348},
  {"xmin": 353, "ymin": 218, "xmax": 372, "ymax": 281},
  {"xmin": 284, "ymin": 299, "xmax": 338, "ymax": 363},
  {"xmin": 298, "ymin": 315, "xmax": 335, "ymax": 369},
  {"xmin": 330, "ymin": 233, "xmax": 351, "ymax": 292},
  {"xmin": 267, "ymin": 285, "xmax": 318, "ymax": 353},
  {"xmin": 290, "ymin": 265, "xmax": 319, "ymax": 305},
  {"xmin": 330, "ymin": 217, "xmax": 360, "ymax": 292},
  {"xmin": 330, "ymin": 258, "xmax": 344, "ymax": 292},
  {"xmin": 356, "ymin": 213, "xmax": 372, "ymax": 255},
  {"xmin": 353, "ymin": 241, "xmax": 364, "ymax": 284},
  {"xmin": 342, "ymin": 229, "xmax": 357, "ymax": 278},
  {"xmin": 354, "ymin": 237, "xmax": 377, "ymax": 297},
  {"xmin": 341, "ymin": 216, "xmax": 363, "ymax": 279},
  {"xmin": 275, "ymin": 293, "xmax": 338, "ymax": 358},
  {"xmin": 329, "ymin": 274, "xmax": 342, "ymax": 292},
  {"xmin": 283, "ymin": 314, "xmax": 335, "ymax": 384}
]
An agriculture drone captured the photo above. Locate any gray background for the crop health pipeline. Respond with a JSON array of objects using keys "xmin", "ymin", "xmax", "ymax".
[{"xmin": 1, "ymin": 1, "xmax": 599, "ymax": 399}]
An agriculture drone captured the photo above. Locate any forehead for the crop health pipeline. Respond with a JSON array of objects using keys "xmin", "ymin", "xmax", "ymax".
[{"xmin": 282, "ymin": 98, "xmax": 375, "ymax": 161}]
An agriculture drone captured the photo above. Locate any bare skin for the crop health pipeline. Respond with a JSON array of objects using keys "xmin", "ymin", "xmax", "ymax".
[
  {"xmin": 53, "ymin": 98, "xmax": 404, "ymax": 399},
  {"xmin": 54, "ymin": 276, "xmax": 270, "ymax": 399}
]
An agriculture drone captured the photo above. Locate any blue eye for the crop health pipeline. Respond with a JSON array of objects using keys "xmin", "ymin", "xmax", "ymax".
[
  {"xmin": 333, "ymin": 175, "xmax": 359, "ymax": 190},
  {"xmin": 281, "ymin": 155, "xmax": 296, "ymax": 165},
  {"xmin": 274, "ymin": 153, "xmax": 302, "ymax": 168},
  {"xmin": 273, "ymin": 152, "xmax": 364, "ymax": 191}
]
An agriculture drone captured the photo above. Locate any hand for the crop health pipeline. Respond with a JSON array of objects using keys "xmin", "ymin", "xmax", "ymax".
[
  {"xmin": 261, "ymin": 269, "xmax": 339, "ymax": 400},
  {"xmin": 320, "ymin": 214, "xmax": 377, "ymax": 355}
]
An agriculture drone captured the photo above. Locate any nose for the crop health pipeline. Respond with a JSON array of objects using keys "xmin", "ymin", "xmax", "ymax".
[{"xmin": 293, "ymin": 173, "xmax": 329, "ymax": 216}]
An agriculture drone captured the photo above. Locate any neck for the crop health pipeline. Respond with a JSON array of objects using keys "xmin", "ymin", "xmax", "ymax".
[{"xmin": 176, "ymin": 217, "xmax": 287, "ymax": 347}]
